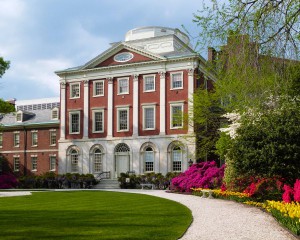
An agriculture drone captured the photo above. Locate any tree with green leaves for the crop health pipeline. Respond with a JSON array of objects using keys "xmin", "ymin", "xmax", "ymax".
[
  {"xmin": 191, "ymin": 0, "xmax": 300, "ymax": 182},
  {"xmin": 0, "ymin": 57, "xmax": 15, "ymax": 113}
]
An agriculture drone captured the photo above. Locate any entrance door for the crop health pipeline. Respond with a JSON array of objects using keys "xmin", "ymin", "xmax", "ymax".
[
  {"xmin": 114, "ymin": 143, "xmax": 131, "ymax": 177},
  {"xmin": 116, "ymin": 155, "xmax": 129, "ymax": 176}
]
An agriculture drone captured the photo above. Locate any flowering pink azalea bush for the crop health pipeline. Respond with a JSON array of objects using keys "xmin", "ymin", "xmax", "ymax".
[
  {"xmin": 294, "ymin": 179, "xmax": 300, "ymax": 202},
  {"xmin": 283, "ymin": 179, "xmax": 300, "ymax": 203},
  {"xmin": 0, "ymin": 174, "xmax": 19, "ymax": 189},
  {"xmin": 171, "ymin": 161, "xmax": 225, "ymax": 192}
]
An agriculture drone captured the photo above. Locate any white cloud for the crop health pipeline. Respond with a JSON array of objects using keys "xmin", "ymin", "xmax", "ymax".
[
  {"xmin": 0, "ymin": 0, "xmax": 26, "ymax": 20},
  {"xmin": 10, "ymin": 58, "xmax": 73, "ymax": 96}
]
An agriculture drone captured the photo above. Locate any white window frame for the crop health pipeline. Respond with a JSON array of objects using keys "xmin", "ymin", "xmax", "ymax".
[
  {"xmin": 31, "ymin": 155, "xmax": 38, "ymax": 171},
  {"xmin": 117, "ymin": 77, "xmax": 129, "ymax": 95},
  {"xmin": 144, "ymin": 147, "xmax": 154, "ymax": 172},
  {"xmin": 13, "ymin": 156, "xmax": 20, "ymax": 172},
  {"xmin": 51, "ymin": 107, "xmax": 59, "ymax": 120},
  {"xmin": 170, "ymin": 103, "xmax": 184, "ymax": 129},
  {"xmin": 172, "ymin": 146, "xmax": 182, "ymax": 172},
  {"xmin": 117, "ymin": 107, "xmax": 129, "ymax": 132},
  {"xmin": 70, "ymin": 149, "xmax": 79, "ymax": 173},
  {"xmin": 93, "ymin": 149, "xmax": 102, "ymax": 173},
  {"xmin": 170, "ymin": 71, "xmax": 183, "ymax": 90},
  {"xmin": 93, "ymin": 80, "xmax": 105, "ymax": 97},
  {"xmin": 143, "ymin": 74, "xmax": 155, "ymax": 92},
  {"xmin": 142, "ymin": 105, "xmax": 156, "ymax": 130},
  {"xmin": 49, "ymin": 155, "xmax": 56, "ymax": 171},
  {"xmin": 70, "ymin": 82, "xmax": 80, "ymax": 99},
  {"xmin": 31, "ymin": 130, "xmax": 38, "ymax": 147},
  {"xmin": 13, "ymin": 132, "xmax": 20, "ymax": 147},
  {"xmin": 69, "ymin": 111, "xmax": 80, "ymax": 134},
  {"xmin": 49, "ymin": 129, "xmax": 56, "ymax": 146},
  {"xmin": 92, "ymin": 109, "xmax": 104, "ymax": 133}
]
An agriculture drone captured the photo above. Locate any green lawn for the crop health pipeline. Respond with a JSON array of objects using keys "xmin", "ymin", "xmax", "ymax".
[{"xmin": 0, "ymin": 191, "xmax": 192, "ymax": 240}]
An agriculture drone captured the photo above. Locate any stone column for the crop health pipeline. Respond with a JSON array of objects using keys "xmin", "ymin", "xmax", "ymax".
[
  {"xmin": 60, "ymin": 80, "xmax": 66, "ymax": 140},
  {"xmin": 132, "ymin": 74, "xmax": 139, "ymax": 137},
  {"xmin": 107, "ymin": 77, "xmax": 113, "ymax": 138},
  {"xmin": 188, "ymin": 68, "xmax": 194, "ymax": 134},
  {"xmin": 83, "ymin": 80, "xmax": 89, "ymax": 138},
  {"xmin": 159, "ymin": 71, "xmax": 166, "ymax": 135}
]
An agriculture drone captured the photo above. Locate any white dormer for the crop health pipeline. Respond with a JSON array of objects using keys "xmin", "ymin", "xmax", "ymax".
[
  {"xmin": 16, "ymin": 111, "xmax": 23, "ymax": 122},
  {"xmin": 51, "ymin": 107, "xmax": 59, "ymax": 120}
]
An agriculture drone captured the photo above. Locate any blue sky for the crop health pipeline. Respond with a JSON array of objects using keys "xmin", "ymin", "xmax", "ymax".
[{"xmin": 0, "ymin": 0, "xmax": 209, "ymax": 100}]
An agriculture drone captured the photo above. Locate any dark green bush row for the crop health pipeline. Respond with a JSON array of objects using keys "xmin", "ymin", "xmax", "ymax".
[
  {"xmin": 18, "ymin": 172, "xmax": 98, "ymax": 189},
  {"xmin": 118, "ymin": 172, "xmax": 180, "ymax": 189}
]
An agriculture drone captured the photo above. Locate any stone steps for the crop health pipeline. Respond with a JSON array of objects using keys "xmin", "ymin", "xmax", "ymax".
[{"xmin": 93, "ymin": 179, "xmax": 120, "ymax": 189}]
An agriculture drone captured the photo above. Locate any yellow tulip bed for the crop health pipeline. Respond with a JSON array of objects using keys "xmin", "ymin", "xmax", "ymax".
[{"xmin": 192, "ymin": 188, "xmax": 300, "ymax": 235}]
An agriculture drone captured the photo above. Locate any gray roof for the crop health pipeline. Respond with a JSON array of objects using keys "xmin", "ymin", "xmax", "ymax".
[{"xmin": 0, "ymin": 109, "xmax": 59, "ymax": 128}]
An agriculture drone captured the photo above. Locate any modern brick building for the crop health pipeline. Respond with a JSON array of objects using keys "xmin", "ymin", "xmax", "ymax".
[
  {"xmin": 0, "ymin": 98, "xmax": 60, "ymax": 175},
  {"xmin": 55, "ymin": 26, "xmax": 210, "ymax": 178}
]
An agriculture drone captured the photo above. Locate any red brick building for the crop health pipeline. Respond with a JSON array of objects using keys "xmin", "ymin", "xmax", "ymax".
[
  {"xmin": 0, "ymin": 98, "xmax": 60, "ymax": 175},
  {"xmin": 55, "ymin": 26, "xmax": 211, "ymax": 177}
]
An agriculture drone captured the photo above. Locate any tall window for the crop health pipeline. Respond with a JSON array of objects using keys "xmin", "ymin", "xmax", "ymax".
[
  {"xmin": 143, "ymin": 75, "xmax": 155, "ymax": 92},
  {"xmin": 70, "ymin": 149, "xmax": 79, "ymax": 172},
  {"xmin": 94, "ymin": 149, "xmax": 102, "ymax": 173},
  {"xmin": 117, "ymin": 108, "xmax": 129, "ymax": 132},
  {"xmin": 69, "ymin": 112, "xmax": 80, "ymax": 134},
  {"xmin": 70, "ymin": 83, "xmax": 80, "ymax": 98},
  {"xmin": 171, "ymin": 72, "xmax": 183, "ymax": 89},
  {"xmin": 93, "ymin": 110, "xmax": 104, "ymax": 133},
  {"xmin": 31, "ymin": 131, "xmax": 38, "ymax": 146},
  {"xmin": 144, "ymin": 147, "xmax": 154, "ymax": 172},
  {"xmin": 170, "ymin": 103, "xmax": 183, "ymax": 128},
  {"xmin": 0, "ymin": 133, "xmax": 3, "ymax": 148},
  {"xmin": 49, "ymin": 156, "xmax": 56, "ymax": 171},
  {"xmin": 31, "ymin": 156, "xmax": 37, "ymax": 171},
  {"xmin": 143, "ymin": 106, "xmax": 155, "ymax": 130},
  {"xmin": 118, "ymin": 78, "xmax": 129, "ymax": 94},
  {"xmin": 93, "ymin": 80, "xmax": 104, "ymax": 96},
  {"xmin": 14, "ymin": 157, "xmax": 20, "ymax": 172},
  {"xmin": 14, "ymin": 132, "xmax": 20, "ymax": 147},
  {"xmin": 49, "ymin": 130, "xmax": 56, "ymax": 146},
  {"xmin": 172, "ymin": 146, "xmax": 182, "ymax": 172}
]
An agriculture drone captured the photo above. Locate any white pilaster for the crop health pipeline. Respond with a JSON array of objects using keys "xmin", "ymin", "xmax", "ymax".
[
  {"xmin": 188, "ymin": 68, "xmax": 194, "ymax": 134},
  {"xmin": 133, "ymin": 74, "xmax": 139, "ymax": 137},
  {"xmin": 107, "ymin": 77, "xmax": 113, "ymax": 138},
  {"xmin": 60, "ymin": 80, "xmax": 66, "ymax": 140},
  {"xmin": 83, "ymin": 80, "xmax": 89, "ymax": 138},
  {"xmin": 159, "ymin": 72, "xmax": 166, "ymax": 135}
]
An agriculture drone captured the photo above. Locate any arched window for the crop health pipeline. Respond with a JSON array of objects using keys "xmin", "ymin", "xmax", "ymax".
[
  {"xmin": 94, "ymin": 148, "xmax": 102, "ymax": 173},
  {"xmin": 115, "ymin": 143, "xmax": 130, "ymax": 153},
  {"xmin": 172, "ymin": 146, "xmax": 182, "ymax": 172},
  {"xmin": 144, "ymin": 147, "xmax": 154, "ymax": 172},
  {"xmin": 70, "ymin": 149, "xmax": 79, "ymax": 172}
]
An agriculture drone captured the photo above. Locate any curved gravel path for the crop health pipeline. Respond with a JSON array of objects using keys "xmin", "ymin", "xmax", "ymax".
[
  {"xmin": 109, "ymin": 189, "xmax": 298, "ymax": 240},
  {"xmin": 0, "ymin": 190, "xmax": 297, "ymax": 240}
]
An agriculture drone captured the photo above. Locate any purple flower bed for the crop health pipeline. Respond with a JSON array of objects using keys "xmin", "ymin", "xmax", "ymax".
[
  {"xmin": 171, "ymin": 161, "xmax": 225, "ymax": 192},
  {"xmin": 0, "ymin": 174, "xmax": 19, "ymax": 189}
]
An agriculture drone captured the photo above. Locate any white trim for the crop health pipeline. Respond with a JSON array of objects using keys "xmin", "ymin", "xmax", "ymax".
[
  {"xmin": 92, "ymin": 109, "xmax": 104, "ymax": 133},
  {"xmin": 117, "ymin": 107, "xmax": 129, "ymax": 132},
  {"xmin": 170, "ymin": 103, "xmax": 184, "ymax": 129},
  {"xmin": 117, "ymin": 77, "xmax": 129, "ymax": 95},
  {"xmin": 69, "ymin": 82, "xmax": 81, "ymax": 99},
  {"xmin": 0, "ymin": 133, "xmax": 3, "ymax": 148},
  {"xmin": 142, "ymin": 105, "xmax": 156, "ymax": 130},
  {"xmin": 16, "ymin": 111, "xmax": 23, "ymax": 122},
  {"xmin": 93, "ymin": 80, "xmax": 105, "ymax": 97},
  {"xmin": 170, "ymin": 71, "xmax": 183, "ymax": 90},
  {"xmin": 114, "ymin": 52, "xmax": 134, "ymax": 63},
  {"xmin": 143, "ymin": 74, "xmax": 156, "ymax": 92},
  {"xmin": 69, "ymin": 111, "xmax": 81, "ymax": 134}
]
